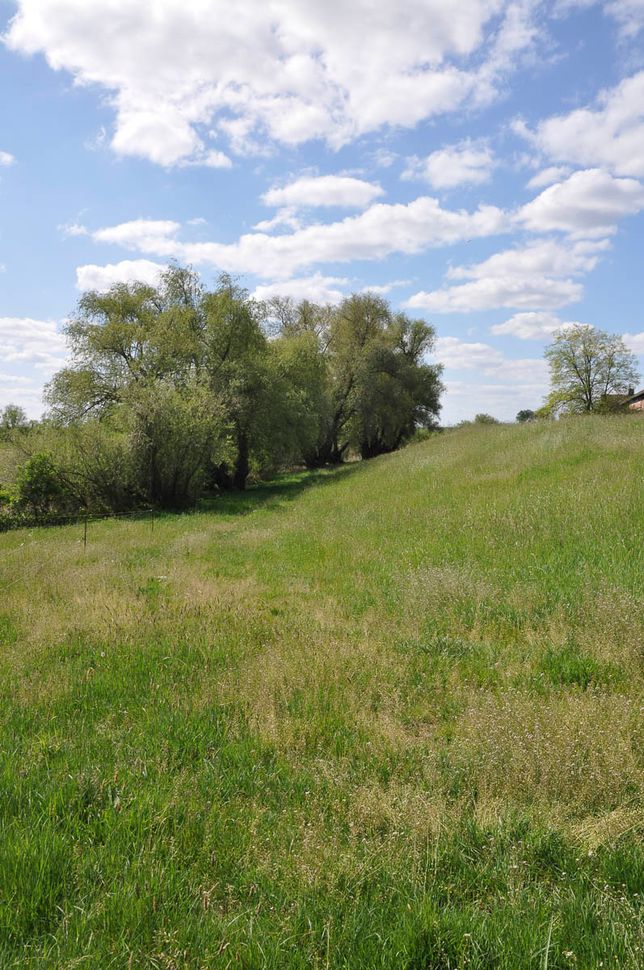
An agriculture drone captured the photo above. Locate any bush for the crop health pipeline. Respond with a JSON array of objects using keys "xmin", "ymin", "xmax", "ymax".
[{"xmin": 15, "ymin": 453, "xmax": 74, "ymax": 522}]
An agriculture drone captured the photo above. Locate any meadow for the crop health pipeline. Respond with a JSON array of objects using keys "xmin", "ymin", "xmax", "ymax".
[{"xmin": 0, "ymin": 416, "xmax": 642, "ymax": 968}]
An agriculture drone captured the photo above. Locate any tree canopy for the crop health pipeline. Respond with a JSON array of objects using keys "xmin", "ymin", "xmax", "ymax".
[
  {"xmin": 29, "ymin": 266, "xmax": 443, "ymax": 512},
  {"xmin": 543, "ymin": 325, "xmax": 639, "ymax": 416}
]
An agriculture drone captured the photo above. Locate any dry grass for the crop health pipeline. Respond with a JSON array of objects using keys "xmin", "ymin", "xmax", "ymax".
[{"xmin": 0, "ymin": 416, "xmax": 642, "ymax": 967}]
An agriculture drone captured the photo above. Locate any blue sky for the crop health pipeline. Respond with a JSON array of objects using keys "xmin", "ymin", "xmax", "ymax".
[{"xmin": 1, "ymin": 0, "xmax": 644, "ymax": 423}]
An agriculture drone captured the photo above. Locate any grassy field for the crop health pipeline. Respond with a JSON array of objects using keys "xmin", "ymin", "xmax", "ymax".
[{"xmin": 0, "ymin": 416, "xmax": 642, "ymax": 968}]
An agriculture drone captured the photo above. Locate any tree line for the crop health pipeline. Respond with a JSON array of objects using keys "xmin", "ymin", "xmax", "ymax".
[{"xmin": 1, "ymin": 266, "xmax": 443, "ymax": 523}]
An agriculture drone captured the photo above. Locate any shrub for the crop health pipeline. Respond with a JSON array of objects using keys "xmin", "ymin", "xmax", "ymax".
[{"xmin": 15, "ymin": 453, "xmax": 73, "ymax": 522}]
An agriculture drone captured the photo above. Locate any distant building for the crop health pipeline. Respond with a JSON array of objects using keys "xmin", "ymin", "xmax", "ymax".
[{"xmin": 622, "ymin": 388, "xmax": 644, "ymax": 412}]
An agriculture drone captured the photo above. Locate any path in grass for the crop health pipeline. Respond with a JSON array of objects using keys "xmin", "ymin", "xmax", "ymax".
[{"xmin": 0, "ymin": 417, "xmax": 642, "ymax": 967}]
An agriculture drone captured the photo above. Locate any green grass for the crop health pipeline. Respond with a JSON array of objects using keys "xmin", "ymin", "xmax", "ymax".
[{"xmin": 0, "ymin": 416, "xmax": 642, "ymax": 968}]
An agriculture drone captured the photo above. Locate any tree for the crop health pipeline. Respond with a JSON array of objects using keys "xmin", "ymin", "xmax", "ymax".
[
  {"xmin": 45, "ymin": 267, "xmax": 227, "ymax": 506},
  {"xmin": 474, "ymin": 413, "xmax": 500, "ymax": 425},
  {"xmin": 272, "ymin": 293, "xmax": 443, "ymax": 463},
  {"xmin": 543, "ymin": 325, "xmax": 639, "ymax": 415},
  {"xmin": 516, "ymin": 409, "xmax": 536, "ymax": 423},
  {"xmin": 0, "ymin": 404, "xmax": 29, "ymax": 434}
]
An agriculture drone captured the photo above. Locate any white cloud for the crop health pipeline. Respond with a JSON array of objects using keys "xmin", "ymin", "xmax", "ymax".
[
  {"xmin": 178, "ymin": 149, "xmax": 232, "ymax": 170},
  {"xmin": 252, "ymin": 273, "xmax": 349, "ymax": 304},
  {"xmin": 518, "ymin": 168, "xmax": 644, "ymax": 236},
  {"xmin": 523, "ymin": 72, "xmax": 644, "ymax": 177},
  {"xmin": 360, "ymin": 279, "xmax": 411, "ymax": 295},
  {"xmin": 253, "ymin": 208, "xmax": 302, "ymax": 233},
  {"xmin": 623, "ymin": 330, "xmax": 644, "ymax": 354},
  {"xmin": 372, "ymin": 148, "xmax": 399, "ymax": 169},
  {"xmin": 93, "ymin": 219, "xmax": 181, "ymax": 253},
  {"xmin": 405, "ymin": 235, "xmax": 610, "ymax": 313},
  {"xmin": 440, "ymin": 378, "xmax": 546, "ymax": 423},
  {"xmin": 0, "ymin": 150, "xmax": 15, "ymax": 166},
  {"xmin": 262, "ymin": 175, "xmax": 384, "ymax": 209},
  {"xmin": 403, "ymin": 139, "xmax": 495, "ymax": 189},
  {"xmin": 407, "ymin": 275, "xmax": 582, "ymax": 312},
  {"xmin": 435, "ymin": 334, "xmax": 546, "ymax": 378},
  {"xmin": 0, "ymin": 317, "xmax": 67, "ymax": 372},
  {"xmin": 605, "ymin": 0, "xmax": 644, "ymax": 39},
  {"xmin": 85, "ymin": 197, "xmax": 509, "ymax": 279},
  {"xmin": 526, "ymin": 165, "xmax": 571, "ymax": 189},
  {"xmin": 491, "ymin": 311, "xmax": 582, "ymax": 338},
  {"xmin": 75, "ymin": 259, "xmax": 166, "ymax": 291},
  {"xmin": 59, "ymin": 221, "xmax": 89, "ymax": 238},
  {"xmin": 0, "ymin": 374, "xmax": 46, "ymax": 418},
  {"xmin": 4, "ymin": 1, "xmax": 540, "ymax": 167},
  {"xmin": 430, "ymin": 335, "xmax": 548, "ymax": 421},
  {"xmin": 446, "ymin": 238, "xmax": 608, "ymax": 281}
]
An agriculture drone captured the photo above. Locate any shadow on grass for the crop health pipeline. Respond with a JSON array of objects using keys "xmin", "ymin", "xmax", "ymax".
[{"xmin": 200, "ymin": 462, "xmax": 363, "ymax": 518}]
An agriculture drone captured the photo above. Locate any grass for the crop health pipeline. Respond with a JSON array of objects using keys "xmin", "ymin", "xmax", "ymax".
[{"xmin": 0, "ymin": 416, "xmax": 642, "ymax": 968}]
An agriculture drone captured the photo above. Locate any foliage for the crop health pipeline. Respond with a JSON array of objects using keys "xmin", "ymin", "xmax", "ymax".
[
  {"xmin": 0, "ymin": 417, "xmax": 641, "ymax": 966},
  {"xmin": 271, "ymin": 292, "xmax": 443, "ymax": 463},
  {"xmin": 543, "ymin": 324, "xmax": 639, "ymax": 415},
  {"xmin": 15, "ymin": 452, "xmax": 73, "ymax": 521},
  {"xmin": 0, "ymin": 404, "xmax": 29, "ymax": 436},
  {"xmin": 474, "ymin": 413, "xmax": 500, "ymax": 424},
  {"xmin": 42, "ymin": 268, "xmax": 444, "ymax": 508},
  {"xmin": 516, "ymin": 409, "xmax": 536, "ymax": 423}
]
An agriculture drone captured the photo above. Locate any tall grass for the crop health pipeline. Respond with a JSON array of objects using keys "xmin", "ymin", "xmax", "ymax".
[{"xmin": 0, "ymin": 416, "xmax": 642, "ymax": 967}]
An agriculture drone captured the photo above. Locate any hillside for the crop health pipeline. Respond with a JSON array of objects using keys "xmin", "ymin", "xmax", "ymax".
[{"xmin": 1, "ymin": 416, "xmax": 642, "ymax": 968}]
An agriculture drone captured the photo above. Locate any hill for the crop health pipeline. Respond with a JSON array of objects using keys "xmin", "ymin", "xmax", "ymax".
[{"xmin": 0, "ymin": 416, "xmax": 642, "ymax": 968}]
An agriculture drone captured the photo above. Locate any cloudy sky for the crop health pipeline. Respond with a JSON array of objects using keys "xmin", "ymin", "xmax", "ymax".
[{"xmin": 1, "ymin": 0, "xmax": 644, "ymax": 423}]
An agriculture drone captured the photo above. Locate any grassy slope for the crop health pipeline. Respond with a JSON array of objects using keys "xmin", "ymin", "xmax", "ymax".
[{"xmin": 0, "ymin": 417, "xmax": 642, "ymax": 968}]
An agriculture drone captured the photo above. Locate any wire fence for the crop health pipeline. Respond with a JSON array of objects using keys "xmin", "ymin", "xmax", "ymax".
[
  {"xmin": 0, "ymin": 507, "xmax": 161, "ymax": 592},
  {"xmin": 0, "ymin": 505, "xmax": 158, "ymax": 551}
]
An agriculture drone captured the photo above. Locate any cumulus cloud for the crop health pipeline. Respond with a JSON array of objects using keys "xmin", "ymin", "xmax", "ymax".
[
  {"xmin": 252, "ymin": 273, "xmax": 349, "ymax": 305},
  {"xmin": 75, "ymin": 259, "xmax": 166, "ymax": 291},
  {"xmin": 0, "ymin": 317, "xmax": 67, "ymax": 372},
  {"xmin": 0, "ymin": 150, "xmax": 15, "ymax": 166},
  {"xmin": 360, "ymin": 280, "xmax": 412, "ymax": 295},
  {"xmin": 431, "ymin": 335, "xmax": 549, "ymax": 421},
  {"xmin": 525, "ymin": 165, "xmax": 572, "ymax": 189},
  {"xmin": 518, "ymin": 168, "xmax": 644, "ymax": 236},
  {"xmin": 522, "ymin": 72, "xmax": 644, "ymax": 177},
  {"xmin": 262, "ymin": 175, "xmax": 384, "ymax": 209},
  {"xmin": 623, "ymin": 330, "xmax": 644, "ymax": 354},
  {"xmin": 435, "ymin": 335, "xmax": 545, "ymax": 378},
  {"xmin": 253, "ymin": 208, "xmax": 302, "ymax": 232},
  {"xmin": 491, "ymin": 311, "xmax": 582, "ymax": 338},
  {"xmin": 440, "ymin": 377, "xmax": 547, "ymax": 422},
  {"xmin": 446, "ymin": 238, "xmax": 609, "ymax": 281},
  {"xmin": 403, "ymin": 139, "xmax": 495, "ymax": 189},
  {"xmin": 4, "ymin": 1, "xmax": 541, "ymax": 166},
  {"xmin": 82, "ymin": 196, "xmax": 509, "ymax": 279},
  {"xmin": 405, "ymin": 237, "xmax": 604, "ymax": 313},
  {"xmin": 407, "ymin": 276, "xmax": 582, "ymax": 312}
]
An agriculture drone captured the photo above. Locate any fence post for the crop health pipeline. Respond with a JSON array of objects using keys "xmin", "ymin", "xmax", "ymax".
[{"xmin": 83, "ymin": 515, "xmax": 88, "ymax": 551}]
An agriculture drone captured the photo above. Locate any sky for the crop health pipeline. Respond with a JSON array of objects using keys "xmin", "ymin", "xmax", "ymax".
[{"xmin": 1, "ymin": 0, "xmax": 644, "ymax": 424}]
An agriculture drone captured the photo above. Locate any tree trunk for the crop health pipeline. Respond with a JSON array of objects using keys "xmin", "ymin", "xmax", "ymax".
[{"xmin": 233, "ymin": 429, "xmax": 250, "ymax": 490}]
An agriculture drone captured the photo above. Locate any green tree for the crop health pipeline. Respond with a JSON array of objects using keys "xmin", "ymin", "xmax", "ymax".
[
  {"xmin": 15, "ymin": 453, "xmax": 71, "ymax": 521},
  {"xmin": 474, "ymin": 413, "xmax": 500, "ymax": 425},
  {"xmin": 45, "ymin": 267, "xmax": 226, "ymax": 506},
  {"xmin": 543, "ymin": 325, "xmax": 639, "ymax": 415},
  {"xmin": 516, "ymin": 409, "xmax": 536, "ymax": 423},
  {"xmin": 0, "ymin": 404, "xmax": 29, "ymax": 435},
  {"xmin": 274, "ymin": 293, "xmax": 443, "ymax": 464}
]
